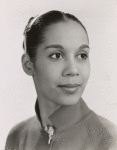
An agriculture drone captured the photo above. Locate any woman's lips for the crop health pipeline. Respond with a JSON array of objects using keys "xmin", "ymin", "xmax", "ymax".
[
  {"xmin": 58, "ymin": 84, "xmax": 80, "ymax": 94},
  {"xmin": 58, "ymin": 84, "xmax": 79, "ymax": 88}
]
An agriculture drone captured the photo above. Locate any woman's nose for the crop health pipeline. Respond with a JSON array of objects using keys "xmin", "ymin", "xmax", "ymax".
[{"xmin": 62, "ymin": 59, "xmax": 79, "ymax": 77}]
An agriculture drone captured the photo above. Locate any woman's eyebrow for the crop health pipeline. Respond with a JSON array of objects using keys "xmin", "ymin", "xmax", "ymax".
[
  {"xmin": 79, "ymin": 45, "xmax": 90, "ymax": 50},
  {"xmin": 44, "ymin": 45, "xmax": 64, "ymax": 50}
]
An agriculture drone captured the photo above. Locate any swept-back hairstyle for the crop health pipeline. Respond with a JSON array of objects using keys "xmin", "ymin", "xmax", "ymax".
[{"xmin": 23, "ymin": 10, "xmax": 88, "ymax": 62}]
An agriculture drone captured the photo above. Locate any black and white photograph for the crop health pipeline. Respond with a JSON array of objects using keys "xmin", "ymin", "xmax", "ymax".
[{"xmin": 1, "ymin": 0, "xmax": 117, "ymax": 149}]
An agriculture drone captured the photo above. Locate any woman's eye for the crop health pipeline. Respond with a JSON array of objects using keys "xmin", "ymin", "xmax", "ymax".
[
  {"xmin": 77, "ymin": 53, "xmax": 88, "ymax": 60},
  {"xmin": 49, "ymin": 53, "xmax": 63, "ymax": 59}
]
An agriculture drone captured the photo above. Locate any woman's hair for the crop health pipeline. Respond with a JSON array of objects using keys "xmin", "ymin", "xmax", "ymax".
[{"xmin": 23, "ymin": 10, "xmax": 88, "ymax": 62}]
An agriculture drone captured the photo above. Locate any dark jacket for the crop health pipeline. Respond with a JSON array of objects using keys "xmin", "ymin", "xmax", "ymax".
[{"xmin": 5, "ymin": 98, "xmax": 117, "ymax": 150}]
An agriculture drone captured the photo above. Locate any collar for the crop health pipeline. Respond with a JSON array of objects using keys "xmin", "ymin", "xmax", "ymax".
[{"xmin": 35, "ymin": 98, "xmax": 91, "ymax": 130}]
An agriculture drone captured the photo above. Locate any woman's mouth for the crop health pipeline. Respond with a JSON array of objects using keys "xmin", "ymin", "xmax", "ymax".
[{"xmin": 58, "ymin": 84, "xmax": 80, "ymax": 94}]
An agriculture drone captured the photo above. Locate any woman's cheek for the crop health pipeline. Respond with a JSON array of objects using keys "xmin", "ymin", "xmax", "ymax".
[
  {"xmin": 81, "ymin": 62, "xmax": 90, "ymax": 81},
  {"xmin": 46, "ymin": 62, "xmax": 62, "ymax": 77},
  {"xmin": 85, "ymin": 64, "xmax": 90, "ymax": 81}
]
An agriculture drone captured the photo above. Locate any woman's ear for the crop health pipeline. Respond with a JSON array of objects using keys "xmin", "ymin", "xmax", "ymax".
[{"xmin": 21, "ymin": 54, "xmax": 34, "ymax": 76}]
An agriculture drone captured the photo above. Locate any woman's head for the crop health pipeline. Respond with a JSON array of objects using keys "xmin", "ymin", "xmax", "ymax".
[
  {"xmin": 23, "ymin": 10, "xmax": 88, "ymax": 63},
  {"xmin": 22, "ymin": 10, "xmax": 90, "ymax": 106}
]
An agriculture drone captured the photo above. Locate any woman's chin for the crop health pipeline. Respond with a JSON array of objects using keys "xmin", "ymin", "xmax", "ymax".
[{"xmin": 52, "ymin": 95, "xmax": 81, "ymax": 106}]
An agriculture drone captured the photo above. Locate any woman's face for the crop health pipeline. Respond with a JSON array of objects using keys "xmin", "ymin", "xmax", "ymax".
[{"xmin": 33, "ymin": 20, "xmax": 90, "ymax": 106}]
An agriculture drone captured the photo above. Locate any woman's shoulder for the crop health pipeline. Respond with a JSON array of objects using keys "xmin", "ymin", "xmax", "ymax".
[
  {"xmin": 97, "ymin": 114, "xmax": 117, "ymax": 136},
  {"xmin": 98, "ymin": 115, "xmax": 117, "ymax": 138},
  {"xmin": 88, "ymin": 111, "xmax": 117, "ymax": 134},
  {"xmin": 5, "ymin": 116, "xmax": 41, "ymax": 149},
  {"xmin": 86, "ymin": 111, "xmax": 117, "ymax": 149},
  {"xmin": 8, "ymin": 116, "xmax": 40, "ymax": 134},
  {"xmin": 98, "ymin": 115, "xmax": 117, "ymax": 149}
]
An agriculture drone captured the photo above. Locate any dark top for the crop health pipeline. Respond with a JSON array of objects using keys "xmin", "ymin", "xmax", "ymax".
[{"xmin": 5, "ymin": 98, "xmax": 117, "ymax": 150}]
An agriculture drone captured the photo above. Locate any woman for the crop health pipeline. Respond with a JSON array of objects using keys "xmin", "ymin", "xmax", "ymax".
[{"xmin": 5, "ymin": 10, "xmax": 117, "ymax": 150}]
